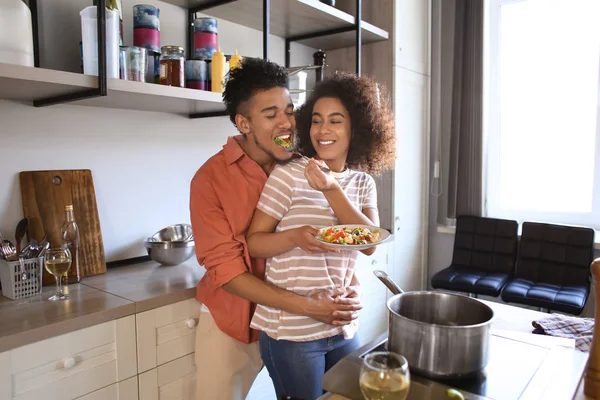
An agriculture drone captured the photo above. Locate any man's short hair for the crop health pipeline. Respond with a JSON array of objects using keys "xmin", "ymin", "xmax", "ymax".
[{"xmin": 223, "ymin": 58, "xmax": 289, "ymax": 126}]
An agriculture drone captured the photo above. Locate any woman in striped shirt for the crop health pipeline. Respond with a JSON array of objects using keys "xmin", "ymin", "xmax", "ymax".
[{"xmin": 247, "ymin": 73, "xmax": 396, "ymax": 400}]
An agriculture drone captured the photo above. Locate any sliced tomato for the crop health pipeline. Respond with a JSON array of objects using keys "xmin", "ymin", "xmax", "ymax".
[{"xmin": 333, "ymin": 231, "xmax": 346, "ymax": 240}]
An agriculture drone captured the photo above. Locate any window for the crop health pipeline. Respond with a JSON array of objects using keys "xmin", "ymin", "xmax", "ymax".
[{"xmin": 485, "ymin": 0, "xmax": 600, "ymax": 229}]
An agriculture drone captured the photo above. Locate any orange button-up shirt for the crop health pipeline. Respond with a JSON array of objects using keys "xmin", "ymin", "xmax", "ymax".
[{"xmin": 190, "ymin": 136, "xmax": 267, "ymax": 344}]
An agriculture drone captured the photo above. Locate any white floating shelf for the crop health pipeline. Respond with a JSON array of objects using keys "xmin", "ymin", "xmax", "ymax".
[
  {"xmin": 165, "ymin": 0, "xmax": 389, "ymax": 50},
  {"xmin": 0, "ymin": 63, "xmax": 225, "ymax": 116}
]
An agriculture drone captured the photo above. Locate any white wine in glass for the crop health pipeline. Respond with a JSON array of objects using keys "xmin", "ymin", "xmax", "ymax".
[
  {"xmin": 44, "ymin": 247, "xmax": 72, "ymax": 301},
  {"xmin": 360, "ymin": 351, "xmax": 410, "ymax": 400}
]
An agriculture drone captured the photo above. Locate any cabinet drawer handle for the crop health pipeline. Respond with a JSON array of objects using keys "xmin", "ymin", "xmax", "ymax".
[
  {"xmin": 63, "ymin": 357, "xmax": 76, "ymax": 369},
  {"xmin": 186, "ymin": 319, "xmax": 197, "ymax": 329}
]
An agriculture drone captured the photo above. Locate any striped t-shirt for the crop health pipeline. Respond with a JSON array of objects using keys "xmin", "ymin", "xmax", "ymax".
[{"xmin": 249, "ymin": 157, "xmax": 378, "ymax": 342}]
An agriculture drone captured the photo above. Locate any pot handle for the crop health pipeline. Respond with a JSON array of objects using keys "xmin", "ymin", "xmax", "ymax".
[{"xmin": 373, "ymin": 270, "xmax": 404, "ymax": 295}]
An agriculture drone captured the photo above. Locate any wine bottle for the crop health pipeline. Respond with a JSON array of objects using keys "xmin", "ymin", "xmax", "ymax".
[{"xmin": 61, "ymin": 205, "xmax": 81, "ymax": 284}]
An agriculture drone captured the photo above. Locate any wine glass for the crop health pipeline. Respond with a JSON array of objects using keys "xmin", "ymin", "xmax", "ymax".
[
  {"xmin": 359, "ymin": 351, "xmax": 410, "ymax": 400},
  {"xmin": 44, "ymin": 247, "xmax": 72, "ymax": 301}
]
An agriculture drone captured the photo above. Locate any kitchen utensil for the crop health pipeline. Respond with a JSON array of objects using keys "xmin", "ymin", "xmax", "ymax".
[
  {"xmin": 1, "ymin": 240, "xmax": 17, "ymax": 262},
  {"xmin": 133, "ymin": 4, "xmax": 160, "ymax": 54},
  {"xmin": 24, "ymin": 239, "xmax": 39, "ymax": 259},
  {"xmin": 0, "ymin": 0, "xmax": 34, "ymax": 67},
  {"xmin": 20, "ymin": 169, "xmax": 107, "ymax": 286},
  {"xmin": 18, "ymin": 255, "xmax": 27, "ymax": 282},
  {"xmin": 0, "ymin": 257, "xmax": 43, "ymax": 300},
  {"xmin": 150, "ymin": 224, "xmax": 193, "ymax": 242},
  {"xmin": 80, "ymin": 6, "xmax": 120, "ymax": 78},
  {"xmin": 120, "ymin": 46, "xmax": 147, "ymax": 82},
  {"xmin": 144, "ymin": 239, "xmax": 195, "ymax": 266},
  {"xmin": 315, "ymin": 225, "xmax": 392, "ymax": 251},
  {"xmin": 0, "ymin": 232, "xmax": 5, "ymax": 259},
  {"xmin": 44, "ymin": 247, "xmax": 72, "ymax": 301},
  {"xmin": 38, "ymin": 240, "xmax": 50, "ymax": 258},
  {"xmin": 14, "ymin": 217, "xmax": 28, "ymax": 255},
  {"xmin": 374, "ymin": 270, "xmax": 494, "ymax": 379}
]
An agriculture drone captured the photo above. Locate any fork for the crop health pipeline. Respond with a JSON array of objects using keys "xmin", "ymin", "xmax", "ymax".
[{"xmin": 1, "ymin": 239, "xmax": 18, "ymax": 262}]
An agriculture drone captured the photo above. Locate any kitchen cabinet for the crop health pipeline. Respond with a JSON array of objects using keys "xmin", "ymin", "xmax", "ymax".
[
  {"xmin": 390, "ymin": 66, "xmax": 430, "ymax": 292},
  {"xmin": 0, "ymin": 351, "xmax": 10, "ymax": 400},
  {"xmin": 3, "ymin": 316, "xmax": 136, "ymax": 400},
  {"xmin": 76, "ymin": 377, "xmax": 138, "ymax": 400},
  {"xmin": 395, "ymin": 0, "xmax": 431, "ymax": 75},
  {"xmin": 136, "ymin": 298, "xmax": 201, "ymax": 373},
  {"xmin": 138, "ymin": 354, "xmax": 196, "ymax": 400},
  {"xmin": 355, "ymin": 244, "xmax": 391, "ymax": 343}
]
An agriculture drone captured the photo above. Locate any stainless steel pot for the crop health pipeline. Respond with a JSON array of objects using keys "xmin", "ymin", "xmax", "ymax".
[{"xmin": 374, "ymin": 270, "xmax": 494, "ymax": 379}]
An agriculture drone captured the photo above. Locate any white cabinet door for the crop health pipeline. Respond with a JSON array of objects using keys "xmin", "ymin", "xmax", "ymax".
[
  {"xmin": 139, "ymin": 354, "xmax": 196, "ymax": 400},
  {"xmin": 395, "ymin": 0, "xmax": 431, "ymax": 75},
  {"xmin": 75, "ymin": 376, "xmax": 138, "ymax": 400},
  {"xmin": 355, "ymin": 244, "xmax": 391, "ymax": 344},
  {"xmin": 390, "ymin": 67, "xmax": 430, "ymax": 292},
  {"xmin": 8, "ymin": 316, "xmax": 136, "ymax": 400},
  {"xmin": 0, "ymin": 351, "xmax": 11, "ymax": 400},
  {"xmin": 136, "ymin": 298, "xmax": 201, "ymax": 373}
]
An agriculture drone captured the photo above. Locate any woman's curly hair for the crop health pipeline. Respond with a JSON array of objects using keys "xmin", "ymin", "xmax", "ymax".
[{"xmin": 295, "ymin": 73, "xmax": 396, "ymax": 176}]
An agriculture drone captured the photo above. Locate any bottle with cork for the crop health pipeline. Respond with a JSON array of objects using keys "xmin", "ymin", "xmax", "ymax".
[{"xmin": 61, "ymin": 205, "xmax": 81, "ymax": 284}]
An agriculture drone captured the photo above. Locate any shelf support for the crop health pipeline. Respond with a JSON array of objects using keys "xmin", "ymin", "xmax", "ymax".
[
  {"xmin": 189, "ymin": 0, "xmax": 238, "ymax": 14},
  {"xmin": 285, "ymin": 39, "xmax": 291, "ymax": 68},
  {"xmin": 189, "ymin": 110, "xmax": 228, "ymax": 119},
  {"xmin": 33, "ymin": 0, "xmax": 107, "ymax": 107},
  {"xmin": 356, "ymin": 0, "xmax": 362, "ymax": 76},
  {"xmin": 286, "ymin": 26, "xmax": 356, "ymax": 44},
  {"xmin": 188, "ymin": 10, "xmax": 195, "ymax": 62},
  {"xmin": 263, "ymin": 0, "xmax": 270, "ymax": 60},
  {"xmin": 30, "ymin": 0, "xmax": 40, "ymax": 68}
]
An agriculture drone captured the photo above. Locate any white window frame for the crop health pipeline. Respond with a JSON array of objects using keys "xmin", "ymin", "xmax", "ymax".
[{"xmin": 484, "ymin": 0, "xmax": 600, "ymax": 230}]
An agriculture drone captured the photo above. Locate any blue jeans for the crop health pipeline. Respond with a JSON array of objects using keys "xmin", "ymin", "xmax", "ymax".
[{"xmin": 259, "ymin": 332, "xmax": 361, "ymax": 400}]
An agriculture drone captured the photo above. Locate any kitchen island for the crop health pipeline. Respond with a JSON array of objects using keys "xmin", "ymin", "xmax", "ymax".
[{"xmin": 321, "ymin": 299, "xmax": 591, "ymax": 400}]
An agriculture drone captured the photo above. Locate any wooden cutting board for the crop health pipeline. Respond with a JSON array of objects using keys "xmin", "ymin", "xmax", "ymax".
[{"xmin": 19, "ymin": 170, "xmax": 106, "ymax": 285}]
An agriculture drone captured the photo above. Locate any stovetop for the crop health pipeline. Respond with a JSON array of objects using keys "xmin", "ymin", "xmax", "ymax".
[{"xmin": 322, "ymin": 332, "xmax": 587, "ymax": 400}]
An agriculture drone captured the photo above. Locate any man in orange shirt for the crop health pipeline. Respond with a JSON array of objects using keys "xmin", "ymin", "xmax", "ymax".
[{"xmin": 190, "ymin": 58, "xmax": 362, "ymax": 400}]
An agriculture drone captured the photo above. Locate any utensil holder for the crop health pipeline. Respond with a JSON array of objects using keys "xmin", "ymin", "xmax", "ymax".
[{"xmin": 0, "ymin": 257, "xmax": 43, "ymax": 300}]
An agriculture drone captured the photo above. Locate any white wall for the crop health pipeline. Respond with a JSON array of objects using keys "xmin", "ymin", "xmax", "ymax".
[{"xmin": 0, "ymin": 0, "xmax": 317, "ymax": 261}]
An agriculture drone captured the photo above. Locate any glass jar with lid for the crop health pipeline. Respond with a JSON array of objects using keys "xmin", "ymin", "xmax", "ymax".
[{"xmin": 159, "ymin": 45, "xmax": 185, "ymax": 87}]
